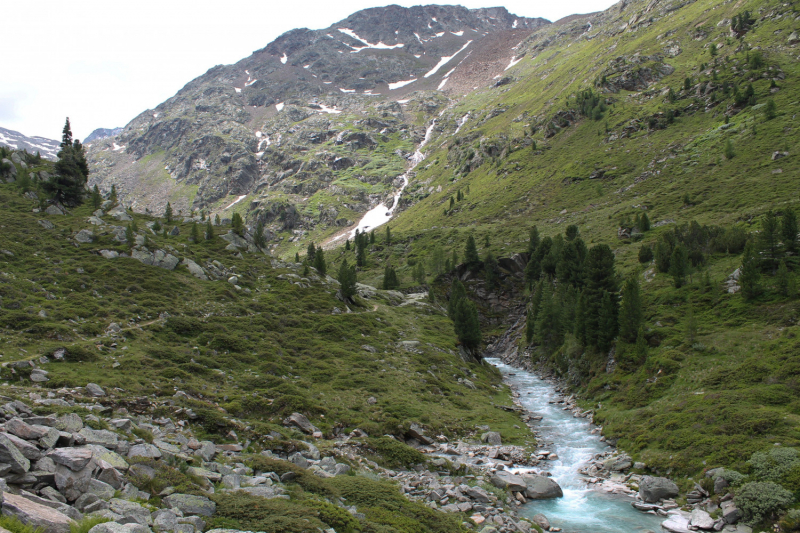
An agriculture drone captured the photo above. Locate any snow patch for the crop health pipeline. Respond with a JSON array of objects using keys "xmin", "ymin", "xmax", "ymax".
[
  {"xmin": 153, "ymin": 113, "xmax": 159, "ymax": 118},
  {"xmin": 323, "ymin": 81, "xmax": 333, "ymax": 84},
  {"xmin": 234, "ymin": 87, "xmax": 242, "ymax": 93},
  {"xmin": 255, "ymin": 131, "xmax": 262, "ymax": 138},
  {"xmin": 435, "ymin": 32, "xmax": 445, "ymax": 37},
  {"xmin": 339, "ymin": 88, "xmax": 355, "ymax": 93},
  {"xmin": 280, "ymin": 53, "xmax": 288, "ymax": 64},
  {"xmin": 452, "ymin": 30, "xmax": 464, "ymax": 36},
  {"xmin": 388, "ymin": 78, "xmax": 417, "ymax": 90},
  {"xmin": 414, "ymin": 54, "xmax": 421, "ymax": 58},
  {"xmin": 455, "ymin": 113, "xmax": 470, "ymax": 134},
  {"xmin": 318, "ymin": 104, "xmax": 341, "ymax": 114},
  {"xmin": 223, "ymin": 195, "xmax": 247, "ymax": 210},
  {"xmin": 424, "ymin": 41, "xmax": 472, "ymax": 78},
  {"xmin": 438, "ymin": 78, "xmax": 449, "ymax": 90},
  {"xmin": 276, "ymin": 102, "xmax": 285, "ymax": 111},
  {"xmin": 512, "ymin": 19, "xmax": 519, "ymax": 28},
  {"xmin": 505, "ymin": 57, "xmax": 523, "ymax": 71},
  {"xmin": 245, "ymin": 78, "xmax": 258, "ymax": 86},
  {"xmin": 112, "ymin": 143, "xmax": 126, "ymax": 152},
  {"xmin": 414, "ymin": 32, "xmax": 423, "ymax": 43},
  {"xmin": 303, "ymin": 65, "xmax": 310, "ymax": 69},
  {"xmin": 431, "ymin": 17, "xmax": 437, "ymax": 22},
  {"xmin": 397, "ymin": 99, "xmax": 410, "ymax": 104},
  {"xmin": 338, "ymin": 28, "xmax": 404, "ymax": 52}
]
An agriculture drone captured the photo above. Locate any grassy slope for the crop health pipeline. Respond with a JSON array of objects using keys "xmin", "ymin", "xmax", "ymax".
[
  {"xmin": 0, "ymin": 184, "xmax": 531, "ymax": 451},
  {"xmin": 316, "ymin": 0, "xmax": 800, "ymax": 481}
]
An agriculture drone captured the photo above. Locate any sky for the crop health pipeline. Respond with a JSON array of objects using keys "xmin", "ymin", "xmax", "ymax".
[{"xmin": 2, "ymin": 0, "xmax": 617, "ymax": 141}]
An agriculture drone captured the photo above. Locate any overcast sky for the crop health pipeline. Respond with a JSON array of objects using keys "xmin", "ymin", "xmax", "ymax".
[{"xmin": 3, "ymin": 0, "xmax": 616, "ymax": 141}]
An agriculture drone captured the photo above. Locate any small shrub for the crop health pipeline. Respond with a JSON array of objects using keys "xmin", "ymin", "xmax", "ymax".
[
  {"xmin": 735, "ymin": 481, "xmax": 794, "ymax": 524},
  {"xmin": 749, "ymin": 448, "xmax": 800, "ymax": 483},
  {"xmin": 366, "ymin": 436, "xmax": 426, "ymax": 469},
  {"xmin": 779, "ymin": 509, "xmax": 800, "ymax": 532},
  {"xmin": 0, "ymin": 515, "xmax": 44, "ymax": 533}
]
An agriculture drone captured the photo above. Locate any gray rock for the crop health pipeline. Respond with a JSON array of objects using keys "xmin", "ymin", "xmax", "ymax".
[
  {"xmin": 30, "ymin": 369, "xmax": 50, "ymax": 382},
  {"xmin": 0, "ymin": 433, "xmax": 31, "ymax": 473},
  {"xmin": 153, "ymin": 250, "xmax": 180, "ymax": 270},
  {"xmin": 109, "ymin": 498, "xmax": 153, "ymax": 525},
  {"xmin": 690, "ymin": 508, "xmax": 714, "ymax": 529},
  {"xmin": 408, "ymin": 423, "xmax": 434, "ymax": 445},
  {"xmin": 128, "ymin": 444, "xmax": 162, "ymax": 460},
  {"xmin": 6, "ymin": 418, "xmax": 50, "ymax": 440},
  {"xmin": 490, "ymin": 471, "xmax": 526, "ymax": 492},
  {"xmin": 38, "ymin": 219, "xmax": 55, "ymax": 230},
  {"xmin": 74, "ymin": 492, "xmax": 101, "ymax": 512},
  {"xmin": 522, "ymin": 474, "xmax": 564, "ymax": 500},
  {"xmin": 162, "ymin": 493, "xmax": 216, "ymax": 517},
  {"xmin": 464, "ymin": 486, "xmax": 492, "ymax": 503},
  {"xmin": 153, "ymin": 508, "xmax": 179, "ymax": 531},
  {"xmin": 182, "ymin": 258, "xmax": 207, "ymax": 280},
  {"xmin": 603, "ymin": 453, "xmax": 632, "ymax": 472},
  {"xmin": 334, "ymin": 463, "xmax": 351, "ymax": 476},
  {"xmin": 100, "ymin": 250, "xmax": 120, "ymax": 259},
  {"xmin": 45, "ymin": 205, "xmax": 65, "ymax": 216},
  {"xmin": 79, "ymin": 427, "xmax": 119, "ymax": 449},
  {"xmin": 639, "ymin": 475, "xmax": 679, "ymax": 503},
  {"xmin": 721, "ymin": 500, "xmax": 740, "ymax": 524},
  {"xmin": 170, "ymin": 226, "xmax": 181, "ymax": 236},
  {"xmin": 481, "ymin": 432, "xmax": 502, "ymax": 445},
  {"xmin": 56, "ymin": 413, "xmax": 83, "ymax": 432},
  {"xmin": 531, "ymin": 513, "xmax": 550, "ymax": 530},
  {"xmin": 2, "ymin": 492, "xmax": 74, "ymax": 533},
  {"xmin": 283, "ymin": 412, "xmax": 318, "ymax": 435},
  {"xmin": 87, "ymin": 478, "xmax": 116, "ymax": 500},
  {"xmin": 75, "ymin": 229, "xmax": 95, "ymax": 243},
  {"xmin": 85, "ymin": 383, "xmax": 106, "ymax": 396},
  {"xmin": 55, "ymin": 461, "xmax": 94, "ymax": 501},
  {"xmin": 5, "ymin": 433, "xmax": 42, "ymax": 460},
  {"xmin": 194, "ymin": 441, "xmax": 216, "ymax": 461},
  {"xmin": 48, "ymin": 446, "xmax": 94, "ymax": 470}
]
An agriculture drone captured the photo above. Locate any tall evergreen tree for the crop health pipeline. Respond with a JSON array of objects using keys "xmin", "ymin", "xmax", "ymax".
[
  {"xmin": 534, "ymin": 282, "xmax": 562, "ymax": 353},
  {"xmin": 669, "ymin": 244, "xmax": 690, "ymax": 288},
  {"xmin": 583, "ymin": 244, "xmax": 618, "ymax": 347},
  {"xmin": 528, "ymin": 226, "xmax": 540, "ymax": 255},
  {"xmin": 453, "ymin": 298, "xmax": 481, "ymax": 350},
  {"xmin": 637, "ymin": 212, "xmax": 651, "ymax": 232},
  {"xmin": 214, "ymin": 214, "xmax": 220, "ymax": 226},
  {"xmin": 345, "ymin": 239, "xmax": 351, "ymax": 251},
  {"xmin": 597, "ymin": 292, "xmax": 618, "ymax": 351},
  {"xmin": 254, "ymin": 221, "xmax": 266, "ymax": 248},
  {"xmin": 44, "ymin": 118, "xmax": 89, "ymax": 205},
  {"xmin": 307, "ymin": 242, "xmax": 317, "ymax": 263},
  {"xmin": 448, "ymin": 279, "xmax": 467, "ymax": 319},
  {"xmin": 451, "ymin": 248, "xmax": 459, "ymax": 269},
  {"xmin": 370, "ymin": 230, "xmax": 375, "ymax": 244},
  {"xmin": 313, "ymin": 247, "xmax": 327, "ymax": 276},
  {"xmin": 776, "ymin": 260, "xmax": 794, "ymax": 297},
  {"xmin": 484, "ymin": 252, "xmax": 500, "ymax": 289},
  {"xmin": 337, "ymin": 259, "xmax": 357, "ymax": 300},
  {"xmin": 759, "ymin": 210, "xmax": 781, "ymax": 272},
  {"xmin": 231, "ymin": 212, "xmax": 245, "ymax": 236},
  {"xmin": 782, "ymin": 209, "xmax": 798, "ymax": 255},
  {"xmin": 464, "ymin": 235, "xmax": 480, "ymax": 266},
  {"xmin": 740, "ymin": 241, "xmax": 761, "ymax": 300},
  {"xmin": 205, "ymin": 219, "xmax": 214, "ymax": 241},
  {"xmin": 91, "ymin": 185, "xmax": 102, "ymax": 209},
  {"xmin": 165, "ymin": 202, "xmax": 173, "ymax": 223},
  {"xmin": 618, "ymin": 275, "xmax": 643, "ymax": 343},
  {"xmin": 382, "ymin": 265, "xmax": 400, "ymax": 290},
  {"xmin": 385, "ymin": 226, "xmax": 391, "ymax": 245},
  {"xmin": 557, "ymin": 238, "xmax": 585, "ymax": 286},
  {"xmin": 190, "ymin": 222, "xmax": 200, "ymax": 243},
  {"xmin": 565, "ymin": 225, "xmax": 579, "ymax": 241},
  {"xmin": 655, "ymin": 240, "xmax": 672, "ymax": 273},
  {"xmin": 109, "ymin": 184, "xmax": 118, "ymax": 205}
]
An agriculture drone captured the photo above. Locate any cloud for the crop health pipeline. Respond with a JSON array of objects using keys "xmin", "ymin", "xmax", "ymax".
[{"xmin": 0, "ymin": 96, "xmax": 21, "ymax": 122}]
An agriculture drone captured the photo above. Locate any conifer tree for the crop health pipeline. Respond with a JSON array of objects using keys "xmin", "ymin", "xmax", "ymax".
[
  {"xmin": 618, "ymin": 276, "xmax": 643, "ymax": 343},
  {"xmin": 776, "ymin": 260, "xmax": 794, "ymax": 297},
  {"xmin": 295, "ymin": 252, "xmax": 300, "ymax": 263},
  {"xmin": 307, "ymin": 242, "xmax": 316, "ymax": 263},
  {"xmin": 669, "ymin": 244, "xmax": 690, "ymax": 288},
  {"xmin": 464, "ymin": 235, "xmax": 480, "ymax": 266},
  {"xmin": 109, "ymin": 184, "xmax": 118, "ymax": 205},
  {"xmin": 91, "ymin": 185, "xmax": 102, "ymax": 209},
  {"xmin": 448, "ymin": 278, "xmax": 467, "ymax": 319},
  {"xmin": 782, "ymin": 209, "xmax": 798, "ymax": 255},
  {"xmin": 597, "ymin": 292, "xmax": 618, "ymax": 351},
  {"xmin": 205, "ymin": 219, "xmax": 214, "ymax": 241},
  {"xmin": 740, "ymin": 241, "xmax": 761, "ymax": 300},
  {"xmin": 254, "ymin": 221, "xmax": 266, "ymax": 248},
  {"xmin": 528, "ymin": 226, "xmax": 540, "ymax": 255},
  {"xmin": 385, "ymin": 226, "xmax": 391, "ymax": 245},
  {"xmin": 165, "ymin": 202, "xmax": 173, "ymax": 223},
  {"xmin": 214, "ymin": 214, "xmax": 220, "ymax": 226},
  {"xmin": 153, "ymin": 220, "xmax": 162, "ymax": 232},
  {"xmin": 231, "ymin": 212, "xmax": 244, "ymax": 236},
  {"xmin": 638, "ymin": 244, "xmax": 654, "ymax": 263},
  {"xmin": 345, "ymin": 239, "xmax": 350, "ymax": 251},
  {"xmin": 655, "ymin": 240, "xmax": 672, "ymax": 273},
  {"xmin": 44, "ymin": 118, "xmax": 89, "ymax": 205},
  {"xmin": 370, "ymin": 230, "xmax": 375, "ymax": 244},
  {"xmin": 453, "ymin": 298, "xmax": 481, "ymax": 350},
  {"xmin": 125, "ymin": 224, "xmax": 134, "ymax": 248},
  {"xmin": 191, "ymin": 222, "xmax": 200, "ymax": 243},
  {"xmin": 565, "ymin": 225, "xmax": 579, "ymax": 241},
  {"xmin": 382, "ymin": 265, "xmax": 400, "ymax": 290},
  {"xmin": 759, "ymin": 211, "xmax": 781, "ymax": 271},
  {"xmin": 484, "ymin": 252, "xmax": 500, "ymax": 289},
  {"xmin": 338, "ymin": 259, "xmax": 357, "ymax": 300},
  {"xmin": 583, "ymin": 244, "xmax": 618, "ymax": 347},
  {"xmin": 534, "ymin": 281, "xmax": 562, "ymax": 352},
  {"xmin": 637, "ymin": 212, "xmax": 651, "ymax": 232},
  {"xmin": 313, "ymin": 247, "xmax": 327, "ymax": 276}
]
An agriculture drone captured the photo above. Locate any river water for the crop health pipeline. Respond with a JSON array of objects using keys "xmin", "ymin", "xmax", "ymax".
[{"xmin": 485, "ymin": 358, "xmax": 664, "ymax": 533}]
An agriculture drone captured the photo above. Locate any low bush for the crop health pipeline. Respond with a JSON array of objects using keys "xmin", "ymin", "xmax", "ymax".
[
  {"xmin": 735, "ymin": 481, "xmax": 794, "ymax": 524},
  {"xmin": 366, "ymin": 436, "xmax": 426, "ymax": 469}
]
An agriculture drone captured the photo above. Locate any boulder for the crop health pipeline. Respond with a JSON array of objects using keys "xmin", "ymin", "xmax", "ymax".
[
  {"xmin": 162, "ymin": 493, "xmax": 216, "ymax": 516},
  {"xmin": 6, "ymin": 418, "xmax": 50, "ymax": 440},
  {"xmin": 55, "ymin": 461, "xmax": 94, "ymax": 501},
  {"xmin": 522, "ymin": 474, "xmax": 563, "ymax": 500},
  {"xmin": 74, "ymin": 230, "xmax": 95, "ymax": 244},
  {"xmin": 721, "ymin": 500, "xmax": 741, "ymax": 524},
  {"xmin": 661, "ymin": 511, "xmax": 692, "ymax": 533},
  {"xmin": 45, "ymin": 205, "xmax": 65, "ymax": 216},
  {"xmin": 88, "ymin": 524, "xmax": 151, "ymax": 533},
  {"xmin": 47, "ymin": 447, "xmax": 94, "ymax": 471},
  {"xmin": 638, "ymin": 475, "xmax": 679, "ymax": 503},
  {"xmin": 464, "ymin": 486, "xmax": 492, "ymax": 503},
  {"xmin": 5, "ymin": 433, "xmax": 42, "ymax": 461},
  {"xmin": 128, "ymin": 443, "xmax": 162, "ymax": 460},
  {"xmin": 0, "ymin": 434, "xmax": 31, "ymax": 473},
  {"xmin": 79, "ymin": 428, "xmax": 119, "ymax": 449},
  {"xmin": 2, "ymin": 492, "xmax": 74, "ymax": 533},
  {"xmin": 690, "ymin": 508, "xmax": 715, "ymax": 529},
  {"xmin": 531, "ymin": 513, "xmax": 550, "ymax": 530},
  {"xmin": 283, "ymin": 412, "xmax": 318, "ymax": 435},
  {"xmin": 85, "ymin": 383, "xmax": 106, "ymax": 397},
  {"xmin": 481, "ymin": 432, "xmax": 502, "ymax": 445},
  {"xmin": 182, "ymin": 258, "xmax": 208, "ymax": 280},
  {"xmin": 408, "ymin": 423, "xmax": 434, "ymax": 445},
  {"xmin": 490, "ymin": 471, "xmax": 527, "ymax": 492}
]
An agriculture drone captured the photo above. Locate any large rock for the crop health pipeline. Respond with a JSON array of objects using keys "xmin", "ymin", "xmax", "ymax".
[
  {"xmin": 75, "ymin": 229, "xmax": 95, "ymax": 244},
  {"xmin": 638, "ymin": 475, "xmax": 679, "ymax": 503},
  {"xmin": 522, "ymin": 474, "xmax": 563, "ymax": 500},
  {"xmin": 162, "ymin": 493, "xmax": 216, "ymax": 516},
  {"xmin": 5, "ymin": 433, "xmax": 42, "ymax": 461},
  {"xmin": 721, "ymin": 500, "xmax": 741, "ymax": 524},
  {"xmin": 464, "ymin": 486, "xmax": 492, "ymax": 503},
  {"xmin": 2, "ymin": 492, "xmax": 75, "ymax": 533},
  {"xmin": 182, "ymin": 258, "xmax": 208, "ymax": 280},
  {"xmin": 283, "ymin": 412, "xmax": 318, "ymax": 435},
  {"xmin": 47, "ymin": 447, "xmax": 94, "ymax": 471},
  {"xmin": 0, "ymin": 433, "xmax": 31, "ymax": 473},
  {"xmin": 54, "ymin": 461, "xmax": 94, "ymax": 501},
  {"xmin": 88, "ymin": 524, "xmax": 151, "ymax": 533},
  {"xmin": 6, "ymin": 418, "xmax": 50, "ymax": 440},
  {"xmin": 128, "ymin": 443, "xmax": 162, "ymax": 460},
  {"xmin": 490, "ymin": 471, "xmax": 527, "ymax": 492},
  {"xmin": 481, "ymin": 432, "xmax": 502, "ymax": 445},
  {"xmin": 79, "ymin": 428, "xmax": 119, "ymax": 449},
  {"xmin": 85, "ymin": 383, "xmax": 106, "ymax": 396},
  {"xmin": 408, "ymin": 423, "xmax": 434, "ymax": 445},
  {"xmin": 690, "ymin": 508, "xmax": 715, "ymax": 529},
  {"xmin": 661, "ymin": 511, "xmax": 692, "ymax": 533}
]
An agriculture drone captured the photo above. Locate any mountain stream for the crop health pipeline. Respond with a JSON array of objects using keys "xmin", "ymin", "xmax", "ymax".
[{"xmin": 485, "ymin": 358, "xmax": 664, "ymax": 533}]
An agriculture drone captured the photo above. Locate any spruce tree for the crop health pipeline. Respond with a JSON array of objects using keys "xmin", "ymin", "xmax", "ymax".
[
  {"xmin": 782, "ymin": 209, "xmax": 798, "ymax": 255},
  {"xmin": 214, "ymin": 214, "xmax": 220, "ymax": 226},
  {"xmin": 109, "ymin": 184, "xmax": 118, "ymax": 205},
  {"xmin": 618, "ymin": 276, "xmax": 643, "ymax": 343},
  {"xmin": 313, "ymin": 247, "xmax": 327, "ymax": 276},
  {"xmin": 637, "ymin": 212, "xmax": 651, "ymax": 232},
  {"xmin": 382, "ymin": 265, "xmax": 399, "ymax": 290},
  {"xmin": 205, "ymin": 220, "xmax": 214, "ymax": 241},
  {"xmin": 583, "ymin": 244, "xmax": 618, "ymax": 348},
  {"xmin": 534, "ymin": 282, "xmax": 562, "ymax": 353},
  {"xmin": 669, "ymin": 244, "xmax": 690, "ymax": 288},
  {"xmin": 740, "ymin": 241, "xmax": 761, "ymax": 300},
  {"xmin": 190, "ymin": 222, "xmax": 200, "ymax": 243},
  {"xmin": 556, "ymin": 239, "xmax": 584, "ymax": 287},
  {"xmin": 453, "ymin": 298, "xmax": 481, "ymax": 350},
  {"xmin": 231, "ymin": 212, "xmax": 244, "ymax": 236},
  {"xmin": 528, "ymin": 226, "xmax": 540, "ymax": 255},
  {"xmin": 655, "ymin": 240, "xmax": 672, "ymax": 273},
  {"xmin": 385, "ymin": 226, "xmax": 391, "ymax": 245},
  {"xmin": 125, "ymin": 224, "xmax": 134, "ymax": 248},
  {"xmin": 345, "ymin": 239, "xmax": 351, "ymax": 251},
  {"xmin": 370, "ymin": 230, "xmax": 375, "ymax": 245},
  {"xmin": 153, "ymin": 220, "xmax": 162, "ymax": 232},
  {"xmin": 307, "ymin": 242, "xmax": 316, "ymax": 263},
  {"xmin": 165, "ymin": 202, "xmax": 173, "ymax": 223},
  {"xmin": 638, "ymin": 244, "xmax": 654, "ymax": 263},
  {"xmin": 338, "ymin": 259, "xmax": 357, "ymax": 300},
  {"xmin": 759, "ymin": 211, "xmax": 781, "ymax": 271},
  {"xmin": 448, "ymin": 279, "xmax": 467, "ymax": 318},
  {"xmin": 464, "ymin": 235, "xmax": 480, "ymax": 266},
  {"xmin": 776, "ymin": 260, "xmax": 795, "ymax": 297},
  {"xmin": 484, "ymin": 252, "xmax": 500, "ymax": 289},
  {"xmin": 44, "ymin": 118, "xmax": 89, "ymax": 205},
  {"xmin": 254, "ymin": 221, "xmax": 266, "ymax": 248},
  {"xmin": 565, "ymin": 225, "xmax": 579, "ymax": 241},
  {"xmin": 91, "ymin": 185, "xmax": 102, "ymax": 209},
  {"xmin": 295, "ymin": 252, "xmax": 300, "ymax": 263}
]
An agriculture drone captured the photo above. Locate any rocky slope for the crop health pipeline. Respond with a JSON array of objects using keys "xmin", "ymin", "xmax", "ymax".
[
  {"xmin": 0, "ymin": 127, "xmax": 59, "ymax": 160},
  {"xmin": 86, "ymin": 5, "xmax": 547, "ymax": 232},
  {"xmin": 84, "ymin": 128, "xmax": 123, "ymax": 144}
]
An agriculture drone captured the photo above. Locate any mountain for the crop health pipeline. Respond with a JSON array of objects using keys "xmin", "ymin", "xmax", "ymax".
[
  {"xmin": 84, "ymin": 126, "xmax": 123, "ymax": 143},
  {"xmin": 86, "ymin": 5, "xmax": 547, "ymax": 216},
  {"xmin": 0, "ymin": 126, "xmax": 59, "ymax": 160}
]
